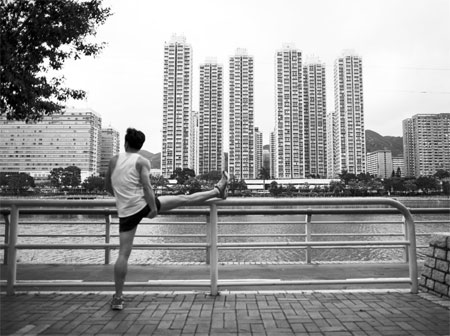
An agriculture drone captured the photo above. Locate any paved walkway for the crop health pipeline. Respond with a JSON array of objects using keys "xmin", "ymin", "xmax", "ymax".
[{"xmin": 1, "ymin": 289, "xmax": 449, "ymax": 336}]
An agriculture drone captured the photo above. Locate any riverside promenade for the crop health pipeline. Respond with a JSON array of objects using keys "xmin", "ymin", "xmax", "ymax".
[{"xmin": 1, "ymin": 263, "xmax": 449, "ymax": 336}]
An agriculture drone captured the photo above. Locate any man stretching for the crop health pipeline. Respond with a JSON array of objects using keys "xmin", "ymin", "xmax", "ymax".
[{"xmin": 105, "ymin": 128, "xmax": 229, "ymax": 310}]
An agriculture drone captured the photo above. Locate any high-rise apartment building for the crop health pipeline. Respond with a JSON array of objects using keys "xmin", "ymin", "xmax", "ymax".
[
  {"xmin": 198, "ymin": 60, "xmax": 223, "ymax": 175},
  {"xmin": 0, "ymin": 108, "xmax": 102, "ymax": 181},
  {"xmin": 328, "ymin": 50, "xmax": 366, "ymax": 177},
  {"xmin": 392, "ymin": 156, "xmax": 405, "ymax": 177},
  {"xmin": 229, "ymin": 48, "xmax": 254, "ymax": 179},
  {"xmin": 100, "ymin": 127, "xmax": 120, "ymax": 176},
  {"xmin": 191, "ymin": 111, "xmax": 199, "ymax": 174},
  {"xmin": 161, "ymin": 35, "xmax": 193, "ymax": 177},
  {"xmin": 274, "ymin": 45, "xmax": 304, "ymax": 178},
  {"xmin": 270, "ymin": 131, "xmax": 276, "ymax": 178},
  {"xmin": 366, "ymin": 150, "xmax": 393, "ymax": 179},
  {"xmin": 403, "ymin": 113, "xmax": 450, "ymax": 177},
  {"xmin": 254, "ymin": 127, "xmax": 263, "ymax": 177},
  {"xmin": 303, "ymin": 58, "xmax": 327, "ymax": 178}
]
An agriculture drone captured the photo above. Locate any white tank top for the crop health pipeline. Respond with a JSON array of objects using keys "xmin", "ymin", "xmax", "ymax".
[{"xmin": 111, "ymin": 152, "xmax": 147, "ymax": 217}]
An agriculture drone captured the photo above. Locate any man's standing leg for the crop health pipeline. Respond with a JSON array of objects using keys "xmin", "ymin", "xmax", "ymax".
[{"xmin": 112, "ymin": 226, "xmax": 137, "ymax": 310}]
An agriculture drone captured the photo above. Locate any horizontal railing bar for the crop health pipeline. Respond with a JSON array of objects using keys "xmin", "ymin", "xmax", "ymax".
[
  {"xmin": 10, "ymin": 239, "xmax": 410, "ymax": 250},
  {"xmin": 217, "ymin": 241, "xmax": 410, "ymax": 247},
  {"xmin": 219, "ymin": 246, "xmax": 407, "ymax": 250},
  {"xmin": 2, "ymin": 220, "xmax": 448, "ymax": 226},
  {"xmin": 0, "ymin": 277, "xmax": 413, "ymax": 289},
  {"xmin": 216, "ymin": 278, "xmax": 413, "ymax": 287},
  {"xmin": 1, "ymin": 206, "xmax": 448, "ymax": 216},
  {"xmin": 0, "ymin": 233, "xmax": 436, "ymax": 239},
  {"xmin": 0, "ymin": 245, "xmax": 429, "ymax": 251},
  {"xmin": 14, "ymin": 243, "xmax": 208, "ymax": 249}
]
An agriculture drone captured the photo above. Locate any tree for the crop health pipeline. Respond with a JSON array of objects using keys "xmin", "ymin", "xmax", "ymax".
[
  {"xmin": 0, "ymin": 0, "xmax": 111, "ymax": 121},
  {"xmin": 82, "ymin": 175, "xmax": 104, "ymax": 192},
  {"xmin": 50, "ymin": 165, "xmax": 81, "ymax": 189},
  {"xmin": 61, "ymin": 166, "xmax": 81, "ymax": 188},
  {"xmin": 269, "ymin": 181, "xmax": 282, "ymax": 197},
  {"xmin": 416, "ymin": 176, "xmax": 438, "ymax": 194},
  {"xmin": 50, "ymin": 167, "xmax": 64, "ymax": 188},
  {"xmin": 1, "ymin": 172, "xmax": 35, "ymax": 194},
  {"xmin": 229, "ymin": 177, "xmax": 247, "ymax": 196},
  {"xmin": 170, "ymin": 168, "xmax": 195, "ymax": 185},
  {"xmin": 339, "ymin": 170, "xmax": 357, "ymax": 185},
  {"xmin": 198, "ymin": 170, "xmax": 221, "ymax": 184},
  {"xmin": 150, "ymin": 175, "xmax": 168, "ymax": 195},
  {"xmin": 257, "ymin": 167, "xmax": 270, "ymax": 189},
  {"xmin": 184, "ymin": 177, "xmax": 203, "ymax": 194},
  {"xmin": 434, "ymin": 169, "xmax": 450, "ymax": 180}
]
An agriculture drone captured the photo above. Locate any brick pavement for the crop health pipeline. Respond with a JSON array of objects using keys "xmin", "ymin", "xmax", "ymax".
[{"xmin": 1, "ymin": 290, "xmax": 449, "ymax": 336}]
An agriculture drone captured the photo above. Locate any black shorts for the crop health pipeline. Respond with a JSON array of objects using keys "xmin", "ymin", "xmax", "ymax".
[{"xmin": 119, "ymin": 198, "xmax": 161, "ymax": 232}]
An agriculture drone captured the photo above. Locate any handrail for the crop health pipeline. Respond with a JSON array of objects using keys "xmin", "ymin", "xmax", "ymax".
[{"xmin": 0, "ymin": 197, "xmax": 429, "ymax": 295}]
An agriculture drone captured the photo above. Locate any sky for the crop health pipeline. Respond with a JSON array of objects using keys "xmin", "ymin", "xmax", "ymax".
[{"xmin": 62, "ymin": 0, "xmax": 450, "ymax": 153}]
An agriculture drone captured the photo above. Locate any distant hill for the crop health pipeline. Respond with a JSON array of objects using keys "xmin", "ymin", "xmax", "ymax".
[
  {"xmin": 139, "ymin": 150, "xmax": 161, "ymax": 169},
  {"xmin": 365, "ymin": 130, "xmax": 403, "ymax": 157}
]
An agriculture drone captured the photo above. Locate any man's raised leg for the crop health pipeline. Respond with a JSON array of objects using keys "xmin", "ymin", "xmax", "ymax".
[{"xmin": 158, "ymin": 171, "xmax": 228, "ymax": 212}]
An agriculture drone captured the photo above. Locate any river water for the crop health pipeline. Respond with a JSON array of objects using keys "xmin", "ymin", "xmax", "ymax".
[{"xmin": 1, "ymin": 198, "xmax": 449, "ymax": 265}]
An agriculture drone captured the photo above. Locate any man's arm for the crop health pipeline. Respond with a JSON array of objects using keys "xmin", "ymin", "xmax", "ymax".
[
  {"xmin": 137, "ymin": 156, "xmax": 158, "ymax": 218},
  {"xmin": 105, "ymin": 156, "xmax": 118, "ymax": 196}
]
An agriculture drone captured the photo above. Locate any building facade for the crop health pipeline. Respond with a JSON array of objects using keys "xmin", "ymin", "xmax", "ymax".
[
  {"xmin": 198, "ymin": 60, "xmax": 224, "ymax": 175},
  {"xmin": 403, "ymin": 113, "xmax": 450, "ymax": 177},
  {"xmin": 274, "ymin": 45, "xmax": 304, "ymax": 178},
  {"xmin": 254, "ymin": 127, "xmax": 263, "ymax": 177},
  {"xmin": 303, "ymin": 58, "xmax": 327, "ymax": 178},
  {"xmin": 366, "ymin": 150, "xmax": 393, "ymax": 179},
  {"xmin": 0, "ymin": 108, "xmax": 102, "ymax": 181},
  {"xmin": 270, "ymin": 131, "xmax": 276, "ymax": 179},
  {"xmin": 392, "ymin": 156, "xmax": 405, "ymax": 177},
  {"xmin": 229, "ymin": 48, "xmax": 254, "ymax": 179},
  {"xmin": 100, "ymin": 127, "xmax": 120, "ymax": 176},
  {"xmin": 161, "ymin": 35, "xmax": 193, "ymax": 177},
  {"xmin": 328, "ymin": 51, "xmax": 366, "ymax": 177}
]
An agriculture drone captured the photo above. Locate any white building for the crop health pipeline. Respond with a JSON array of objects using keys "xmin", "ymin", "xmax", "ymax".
[
  {"xmin": 366, "ymin": 150, "xmax": 393, "ymax": 179},
  {"xmin": 198, "ymin": 60, "xmax": 224, "ymax": 175},
  {"xmin": 303, "ymin": 57, "xmax": 327, "ymax": 178},
  {"xmin": 274, "ymin": 44, "xmax": 304, "ymax": 178},
  {"xmin": 392, "ymin": 156, "xmax": 405, "ymax": 177},
  {"xmin": 254, "ymin": 127, "xmax": 263, "ymax": 177},
  {"xmin": 161, "ymin": 35, "xmax": 193, "ymax": 177},
  {"xmin": 100, "ymin": 127, "xmax": 120, "ymax": 176},
  {"xmin": 229, "ymin": 48, "xmax": 255, "ymax": 179},
  {"xmin": 0, "ymin": 108, "xmax": 102, "ymax": 181},
  {"xmin": 403, "ymin": 113, "xmax": 450, "ymax": 177},
  {"xmin": 328, "ymin": 50, "xmax": 366, "ymax": 177}
]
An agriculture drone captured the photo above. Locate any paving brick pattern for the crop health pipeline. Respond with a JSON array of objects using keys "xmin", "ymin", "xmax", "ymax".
[{"xmin": 1, "ymin": 291, "xmax": 449, "ymax": 336}]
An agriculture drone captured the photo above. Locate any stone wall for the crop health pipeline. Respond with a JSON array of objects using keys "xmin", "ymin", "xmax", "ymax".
[{"xmin": 419, "ymin": 233, "xmax": 450, "ymax": 298}]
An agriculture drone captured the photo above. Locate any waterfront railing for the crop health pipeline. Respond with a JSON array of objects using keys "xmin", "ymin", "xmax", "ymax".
[{"xmin": 1, "ymin": 197, "xmax": 447, "ymax": 295}]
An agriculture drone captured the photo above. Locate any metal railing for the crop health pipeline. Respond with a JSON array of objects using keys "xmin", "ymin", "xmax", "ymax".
[{"xmin": 0, "ymin": 197, "xmax": 436, "ymax": 295}]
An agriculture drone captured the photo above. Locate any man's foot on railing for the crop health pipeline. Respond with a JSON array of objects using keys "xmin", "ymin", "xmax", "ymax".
[
  {"xmin": 215, "ymin": 171, "xmax": 229, "ymax": 199},
  {"xmin": 111, "ymin": 294, "xmax": 124, "ymax": 310}
]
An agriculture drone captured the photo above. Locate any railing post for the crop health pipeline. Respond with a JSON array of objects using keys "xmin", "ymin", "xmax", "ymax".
[
  {"xmin": 305, "ymin": 209, "xmax": 312, "ymax": 264},
  {"xmin": 7, "ymin": 205, "xmax": 18, "ymax": 295},
  {"xmin": 403, "ymin": 211, "xmax": 418, "ymax": 294},
  {"xmin": 3, "ymin": 213, "xmax": 10, "ymax": 265},
  {"xmin": 205, "ymin": 213, "xmax": 210, "ymax": 265},
  {"xmin": 209, "ymin": 204, "xmax": 218, "ymax": 296},
  {"xmin": 402, "ymin": 215, "xmax": 409, "ymax": 263},
  {"xmin": 104, "ymin": 214, "xmax": 111, "ymax": 265}
]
